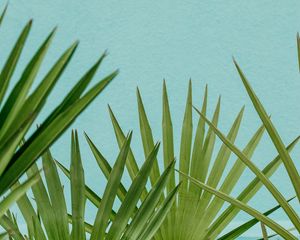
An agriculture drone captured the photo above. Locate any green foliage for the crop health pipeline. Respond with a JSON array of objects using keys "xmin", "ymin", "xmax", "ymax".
[
  {"xmin": 217, "ymin": 197, "xmax": 294, "ymax": 240},
  {"xmin": 184, "ymin": 43, "xmax": 300, "ymax": 239},
  {"xmin": 2, "ymin": 1, "xmax": 300, "ymax": 239},
  {"xmin": 1, "ymin": 131, "xmax": 179, "ymax": 239},
  {"xmin": 101, "ymin": 79, "xmax": 297, "ymax": 239},
  {"xmin": 0, "ymin": 4, "xmax": 117, "ymax": 216}
]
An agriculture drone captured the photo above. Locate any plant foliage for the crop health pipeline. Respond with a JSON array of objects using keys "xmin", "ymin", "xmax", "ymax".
[
  {"xmin": 100, "ymin": 80, "xmax": 298, "ymax": 239},
  {"xmin": 182, "ymin": 40, "xmax": 300, "ymax": 239},
  {"xmin": 0, "ymin": 4, "xmax": 117, "ymax": 216},
  {"xmin": 1, "ymin": 131, "xmax": 179, "ymax": 239}
]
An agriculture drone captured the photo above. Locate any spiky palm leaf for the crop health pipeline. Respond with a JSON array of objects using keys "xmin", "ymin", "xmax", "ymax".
[
  {"xmin": 0, "ymin": 4, "xmax": 117, "ymax": 216},
  {"xmin": 182, "ymin": 37, "xmax": 300, "ymax": 239},
  {"xmin": 1, "ymin": 131, "xmax": 179, "ymax": 239},
  {"xmin": 97, "ymin": 79, "xmax": 296, "ymax": 239},
  {"xmin": 217, "ymin": 197, "xmax": 294, "ymax": 240}
]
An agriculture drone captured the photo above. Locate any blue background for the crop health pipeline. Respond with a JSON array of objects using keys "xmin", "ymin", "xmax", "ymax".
[{"xmin": 2, "ymin": 0, "xmax": 300, "ymax": 238}]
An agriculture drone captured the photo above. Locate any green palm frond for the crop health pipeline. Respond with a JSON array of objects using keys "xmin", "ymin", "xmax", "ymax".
[
  {"xmin": 99, "ymin": 80, "xmax": 288, "ymax": 240},
  {"xmin": 217, "ymin": 197, "xmax": 294, "ymax": 240},
  {"xmin": 186, "ymin": 51, "xmax": 300, "ymax": 239},
  {"xmin": 193, "ymin": 105, "xmax": 300, "ymax": 235},
  {"xmin": 1, "ymin": 130, "xmax": 178, "ymax": 239},
  {"xmin": 178, "ymin": 171, "xmax": 296, "ymax": 240},
  {"xmin": 0, "ymin": 4, "xmax": 117, "ymax": 215},
  {"xmin": 0, "ymin": 232, "xmax": 7, "ymax": 240},
  {"xmin": 234, "ymin": 59, "xmax": 300, "ymax": 202}
]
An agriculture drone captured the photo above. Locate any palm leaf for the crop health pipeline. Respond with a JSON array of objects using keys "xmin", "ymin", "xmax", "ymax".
[
  {"xmin": 0, "ymin": 3, "xmax": 7, "ymax": 28},
  {"xmin": 0, "ymin": 19, "xmax": 31, "ymax": 105},
  {"xmin": 27, "ymin": 163, "xmax": 60, "ymax": 239},
  {"xmin": 4, "ymin": 127, "xmax": 174, "ymax": 240},
  {"xmin": 10, "ymin": 181, "xmax": 46, "ymax": 240},
  {"xmin": 0, "ymin": 215, "xmax": 24, "ymax": 240},
  {"xmin": 162, "ymin": 81, "xmax": 176, "ymax": 240},
  {"xmin": 205, "ymin": 135, "xmax": 300, "ymax": 239},
  {"xmin": 0, "ymin": 28, "xmax": 55, "ymax": 140},
  {"xmin": 234, "ymin": 59, "xmax": 300, "ymax": 202},
  {"xmin": 0, "ymin": 69, "xmax": 117, "ymax": 194},
  {"xmin": 217, "ymin": 197, "xmax": 295, "ymax": 240},
  {"xmin": 178, "ymin": 171, "xmax": 297, "ymax": 240},
  {"xmin": 55, "ymin": 159, "xmax": 117, "ymax": 220},
  {"xmin": 0, "ymin": 174, "xmax": 39, "ymax": 218},
  {"xmin": 90, "ymin": 132, "xmax": 132, "ymax": 240},
  {"xmin": 136, "ymin": 88, "xmax": 161, "ymax": 187},
  {"xmin": 42, "ymin": 150, "xmax": 69, "ymax": 239},
  {"xmin": 70, "ymin": 131, "xmax": 86, "ymax": 240},
  {"xmin": 106, "ymin": 143, "xmax": 160, "ymax": 240},
  {"xmin": 193, "ymin": 106, "xmax": 300, "ymax": 232},
  {"xmin": 122, "ymin": 160, "xmax": 175, "ymax": 239},
  {"xmin": 108, "ymin": 105, "xmax": 149, "ymax": 202},
  {"xmin": 0, "ymin": 8, "xmax": 117, "ymax": 198},
  {"xmin": 84, "ymin": 132, "xmax": 128, "ymax": 202},
  {"xmin": 137, "ymin": 183, "xmax": 181, "ymax": 240},
  {"xmin": 107, "ymin": 82, "xmax": 268, "ymax": 239}
]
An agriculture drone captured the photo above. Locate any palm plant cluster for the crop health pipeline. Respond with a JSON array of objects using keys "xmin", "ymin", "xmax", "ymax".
[
  {"xmin": 104, "ymin": 80, "xmax": 299, "ymax": 240},
  {"xmin": 0, "ymin": 130, "xmax": 178, "ymax": 240},
  {"xmin": 2, "ymin": 2, "xmax": 300, "ymax": 240},
  {"xmin": 0, "ymin": 3, "xmax": 119, "ymax": 216}
]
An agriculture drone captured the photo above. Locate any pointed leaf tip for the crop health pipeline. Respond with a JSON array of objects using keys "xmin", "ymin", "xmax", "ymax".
[
  {"xmin": 232, "ymin": 56, "xmax": 237, "ymax": 64},
  {"xmin": 127, "ymin": 130, "xmax": 133, "ymax": 140},
  {"xmin": 103, "ymin": 49, "xmax": 109, "ymax": 56}
]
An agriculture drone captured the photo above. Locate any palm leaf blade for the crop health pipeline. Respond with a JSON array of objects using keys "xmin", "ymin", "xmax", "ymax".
[
  {"xmin": 0, "ymin": 174, "xmax": 39, "ymax": 218},
  {"xmin": 178, "ymin": 171, "xmax": 297, "ymax": 240},
  {"xmin": 234, "ymin": 59, "xmax": 300, "ymax": 202},
  {"xmin": 107, "ymin": 143, "xmax": 160, "ymax": 240},
  {"xmin": 90, "ymin": 132, "xmax": 132, "ymax": 240},
  {"xmin": 193, "ymin": 106, "xmax": 300, "ymax": 232},
  {"xmin": 70, "ymin": 131, "xmax": 86, "ymax": 240}
]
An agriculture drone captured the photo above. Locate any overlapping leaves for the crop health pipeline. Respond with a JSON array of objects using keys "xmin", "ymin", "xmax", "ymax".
[
  {"xmin": 183, "ymin": 50, "xmax": 300, "ymax": 239},
  {"xmin": 0, "ymin": 4, "xmax": 117, "ymax": 216},
  {"xmin": 1, "ymin": 131, "xmax": 179, "ymax": 239},
  {"xmin": 102, "ymin": 79, "xmax": 297, "ymax": 239}
]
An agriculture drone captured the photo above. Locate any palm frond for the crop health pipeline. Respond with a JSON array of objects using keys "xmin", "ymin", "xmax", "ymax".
[
  {"xmin": 178, "ymin": 171, "xmax": 297, "ymax": 240},
  {"xmin": 234, "ymin": 59, "xmax": 300, "ymax": 202},
  {"xmin": 217, "ymin": 197, "xmax": 295, "ymax": 240},
  {"xmin": 2, "ymin": 131, "xmax": 177, "ymax": 240},
  {"xmin": 0, "ymin": 4, "xmax": 117, "ymax": 213},
  {"xmin": 104, "ymin": 81, "xmax": 276, "ymax": 239}
]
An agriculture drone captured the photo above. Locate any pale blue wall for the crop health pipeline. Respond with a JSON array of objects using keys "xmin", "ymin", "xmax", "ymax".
[{"xmin": 3, "ymin": 0, "xmax": 300, "ymax": 238}]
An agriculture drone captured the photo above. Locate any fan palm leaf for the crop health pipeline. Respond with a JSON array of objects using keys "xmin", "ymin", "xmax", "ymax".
[
  {"xmin": 100, "ymin": 79, "xmax": 294, "ymax": 239},
  {"xmin": 0, "ymin": 4, "xmax": 117, "ymax": 216},
  {"xmin": 1, "ymin": 131, "xmax": 178, "ymax": 239},
  {"xmin": 186, "ymin": 43, "xmax": 300, "ymax": 239}
]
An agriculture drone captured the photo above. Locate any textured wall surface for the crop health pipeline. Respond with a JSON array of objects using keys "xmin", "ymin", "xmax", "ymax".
[{"xmin": 3, "ymin": 1, "xmax": 300, "ymax": 238}]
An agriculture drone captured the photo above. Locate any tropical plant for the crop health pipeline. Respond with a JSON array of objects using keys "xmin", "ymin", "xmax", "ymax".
[
  {"xmin": 0, "ymin": 130, "xmax": 180, "ymax": 239},
  {"xmin": 216, "ymin": 197, "xmax": 294, "ymax": 240},
  {"xmin": 0, "ymin": 3, "xmax": 117, "ymax": 216},
  {"xmin": 93, "ymin": 79, "xmax": 299, "ymax": 240},
  {"xmin": 179, "ymin": 41, "xmax": 300, "ymax": 239}
]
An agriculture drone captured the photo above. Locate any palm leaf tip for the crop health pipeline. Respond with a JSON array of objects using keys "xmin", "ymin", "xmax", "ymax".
[
  {"xmin": 233, "ymin": 59, "xmax": 300, "ymax": 202},
  {"xmin": 0, "ymin": 4, "xmax": 7, "ymax": 29}
]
